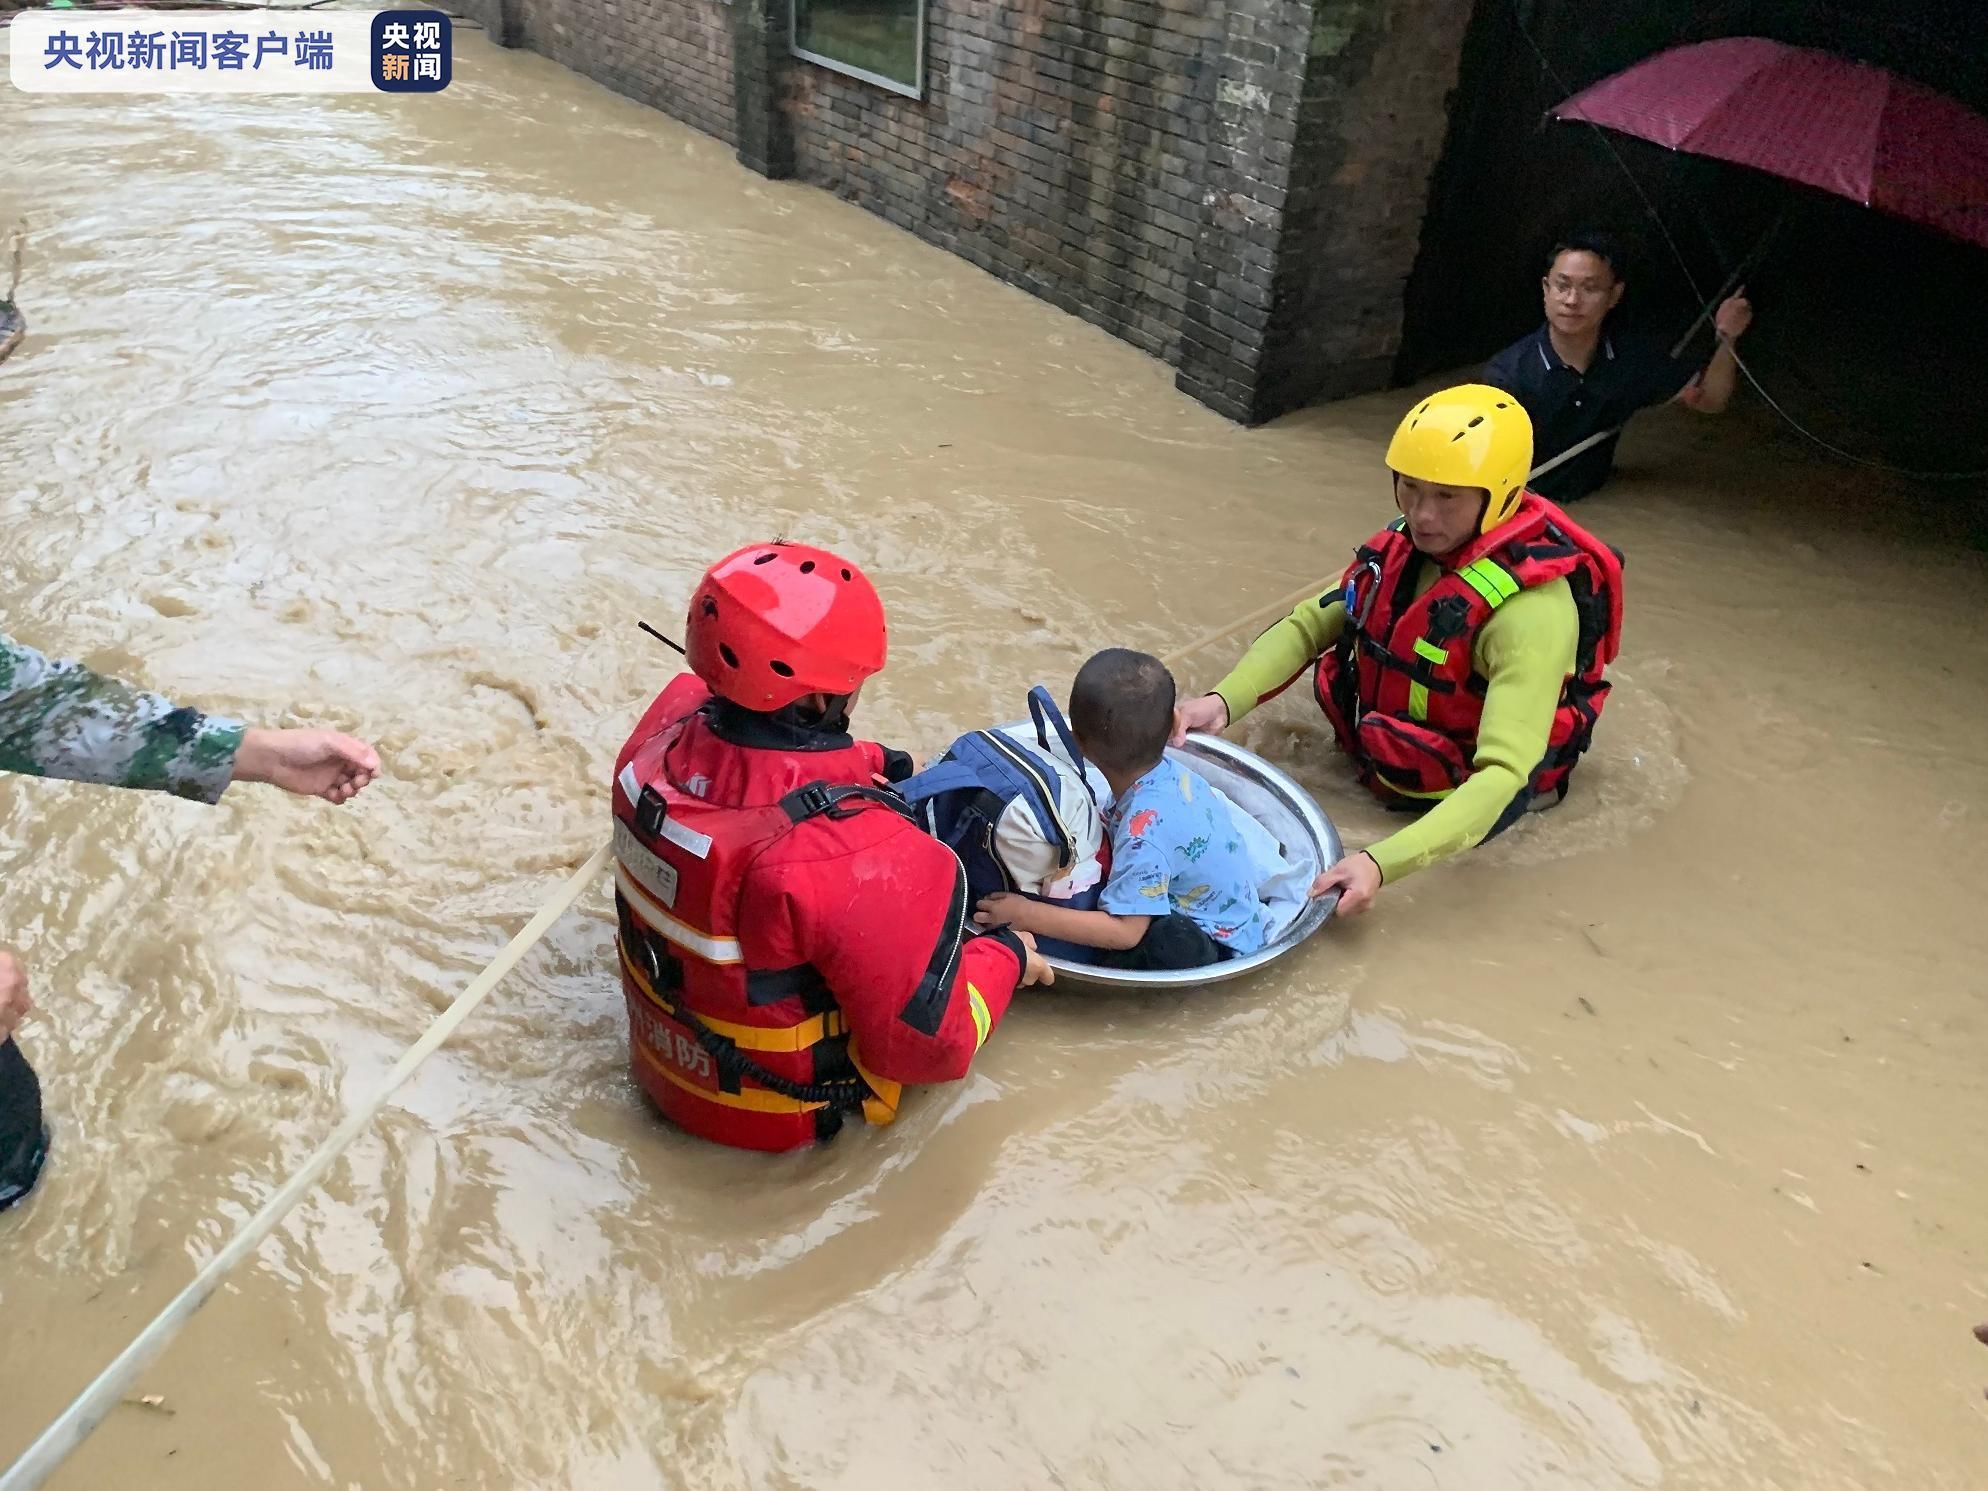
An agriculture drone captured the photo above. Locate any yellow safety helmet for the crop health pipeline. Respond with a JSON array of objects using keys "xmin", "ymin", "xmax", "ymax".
[{"xmin": 1385, "ymin": 384, "xmax": 1535, "ymax": 534}]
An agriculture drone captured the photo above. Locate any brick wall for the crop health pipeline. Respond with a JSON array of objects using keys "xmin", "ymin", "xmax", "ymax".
[
  {"xmin": 782, "ymin": 0, "xmax": 1223, "ymax": 365},
  {"xmin": 1254, "ymin": 0, "xmax": 1474, "ymax": 413},
  {"xmin": 481, "ymin": 0, "xmax": 1478, "ymax": 425},
  {"xmin": 485, "ymin": 0, "xmax": 736, "ymax": 146},
  {"xmin": 454, "ymin": 0, "xmax": 506, "ymax": 36},
  {"xmin": 1172, "ymin": 0, "xmax": 1471, "ymax": 421}
]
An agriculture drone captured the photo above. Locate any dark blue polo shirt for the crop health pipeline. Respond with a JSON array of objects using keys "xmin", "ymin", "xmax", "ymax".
[{"xmin": 1484, "ymin": 325, "xmax": 1703, "ymax": 501}]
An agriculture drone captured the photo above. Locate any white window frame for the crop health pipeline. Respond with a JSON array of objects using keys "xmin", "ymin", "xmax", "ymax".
[{"xmin": 790, "ymin": 0, "xmax": 926, "ymax": 100}]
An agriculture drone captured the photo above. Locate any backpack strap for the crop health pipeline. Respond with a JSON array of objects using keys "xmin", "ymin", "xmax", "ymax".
[
  {"xmin": 890, "ymin": 730, "xmax": 1080, "ymax": 873},
  {"xmin": 1027, "ymin": 685, "xmax": 1089, "ymax": 777},
  {"xmin": 972, "ymin": 730, "xmax": 1076, "ymax": 870},
  {"xmin": 778, "ymin": 782, "xmax": 915, "ymax": 825},
  {"xmin": 890, "ymin": 758, "xmax": 985, "ymax": 810}
]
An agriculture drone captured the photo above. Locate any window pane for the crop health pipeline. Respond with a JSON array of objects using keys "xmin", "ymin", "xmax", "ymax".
[{"xmin": 793, "ymin": 0, "xmax": 921, "ymax": 93}]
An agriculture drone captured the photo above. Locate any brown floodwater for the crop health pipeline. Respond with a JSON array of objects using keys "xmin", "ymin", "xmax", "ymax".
[{"xmin": 3, "ymin": 26, "xmax": 1986, "ymax": 1491}]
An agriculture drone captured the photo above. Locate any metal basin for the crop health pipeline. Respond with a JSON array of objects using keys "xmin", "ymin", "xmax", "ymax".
[{"xmin": 1011, "ymin": 730, "xmax": 1343, "ymax": 991}]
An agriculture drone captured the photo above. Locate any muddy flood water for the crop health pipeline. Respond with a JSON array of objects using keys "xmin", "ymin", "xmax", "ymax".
[{"xmin": 3, "ymin": 27, "xmax": 1986, "ymax": 1491}]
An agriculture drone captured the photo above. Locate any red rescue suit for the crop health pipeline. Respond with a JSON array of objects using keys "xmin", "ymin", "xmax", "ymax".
[
  {"xmin": 1315, "ymin": 492, "xmax": 1624, "ymax": 807},
  {"xmin": 612, "ymin": 676, "xmax": 1027, "ymax": 1152}
]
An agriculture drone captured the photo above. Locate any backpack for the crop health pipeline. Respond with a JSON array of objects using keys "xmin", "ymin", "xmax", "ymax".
[{"xmin": 896, "ymin": 687, "xmax": 1109, "ymax": 919}]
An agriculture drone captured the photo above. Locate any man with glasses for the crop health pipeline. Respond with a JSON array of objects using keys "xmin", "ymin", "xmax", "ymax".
[{"xmin": 1484, "ymin": 231, "xmax": 1753, "ymax": 501}]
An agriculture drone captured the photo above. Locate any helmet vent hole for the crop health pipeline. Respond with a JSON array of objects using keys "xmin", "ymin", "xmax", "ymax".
[
  {"xmin": 1466, "ymin": 415, "xmax": 1485, "ymax": 429},
  {"xmin": 752, "ymin": 552, "xmax": 777, "ymax": 566},
  {"xmin": 841, "ymin": 568, "xmax": 852, "ymax": 581},
  {"xmin": 769, "ymin": 660, "xmax": 795, "ymax": 678},
  {"xmin": 1450, "ymin": 430, "xmax": 1468, "ymax": 442},
  {"xmin": 1495, "ymin": 401, "xmax": 1510, "ymax": 409},
  {"xmin": 718, "ymin": 644, "xmax": 740, "ymax": 668},
  {"xmin": 799, "ymin": 560, "xmax": 816, "ymax": 575},
  {"xmin": 701, "ymin": 597, "xmax": 718, "ymax": 617}
]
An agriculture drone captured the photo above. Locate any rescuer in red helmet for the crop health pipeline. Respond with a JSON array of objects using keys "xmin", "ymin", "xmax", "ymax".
[{"xmin": 609, "ymin": 541, "xmax": 1053, "ymax": 1152}]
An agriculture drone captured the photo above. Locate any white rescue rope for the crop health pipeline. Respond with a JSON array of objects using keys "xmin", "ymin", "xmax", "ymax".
[
  {"xmin": 0, "ymin": 841, "xmax": 612, "ymax": 1491},
  {"xmin": 1523, "ymin": 425, "xmax": 1616, "ymax": 482}
]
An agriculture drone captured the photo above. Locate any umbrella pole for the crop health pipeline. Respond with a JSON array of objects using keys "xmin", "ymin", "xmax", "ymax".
[{"xmin": 1667, "ymin": 202, "xmax": 1788, "ymax": 358}]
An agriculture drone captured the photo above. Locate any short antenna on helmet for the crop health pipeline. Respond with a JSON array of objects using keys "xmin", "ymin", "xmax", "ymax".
[{"xmin": 638, "ymin": 620, "xmax": 686, "ymax": 656}]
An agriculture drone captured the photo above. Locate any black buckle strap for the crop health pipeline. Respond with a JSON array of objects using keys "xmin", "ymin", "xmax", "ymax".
[
  {"xmin": 1422, "ymin": 593, "xmax": 1474, "ymax": 644},
  {"xmin": 616, "ymin": 890, "xmax": 682, "ymax": 992},
  {"xmin": 779, "ymin": 781, "xmax": 914, "ymax": 825},
  {"xmin": 635, "ymin": 785, "xmax": 669, "ymax": 840},
  {"xmin": 1356, "ymin": 633, "xmax": 1456, "ymax": 693},
  {"xmin": 618, "ymin": 892, "xmax": 859, "ymax": 1105},
  {"xmin": 671, "ymin": 1001, "xmax": 868, "ymax": 1109},
  {"xmin": 745, "ymin": 963, "xmax": 833, "ymax": 1010}
]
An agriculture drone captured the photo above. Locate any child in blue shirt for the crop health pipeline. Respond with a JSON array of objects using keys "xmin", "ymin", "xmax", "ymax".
[{"xmin": 974, "ymin": 649, "xmax": 1271, "ymax": 970}]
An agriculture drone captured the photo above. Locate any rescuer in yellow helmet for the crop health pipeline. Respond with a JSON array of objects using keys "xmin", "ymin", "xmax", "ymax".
[{"xmin": 1172, "ymin": 385, "xmax": 1626, "ymax": 915}]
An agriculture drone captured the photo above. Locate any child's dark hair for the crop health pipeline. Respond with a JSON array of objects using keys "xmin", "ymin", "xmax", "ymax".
[
  {"xmin": 1546, "ymin": 229, "xmax": 1628, "ymax": 282},
  {"xmin": 1069, "ymin": 648, "xmax": 1175, "ymax": 774}
]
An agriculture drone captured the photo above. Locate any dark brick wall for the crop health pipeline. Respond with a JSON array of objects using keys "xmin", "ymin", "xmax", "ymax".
[
  {"xmin": 477, "ymin": 0, "xmax": 1481, "ymax": 425},
  {"xmin": 1170, "ymin": 3, "xmax": 1301, "ymax": 421},
  {"xmin": 489, "ymin": 0, "xmax": 736, "ymax": 146},
  {"xmin": 783, "ymin": 0, "xmax": 1474, "ymax": 418},
  {"xmin": 456, "ymin": 0, "xmax": 507, "ymax": 35},
  {"xmin": 1255, "ymin": 0, "xmax": 1473, "ymax": 414},
  {"xmin": 783, "ymin": 0, "xmax": 1224, "ymax": 365},
  {"xmin": 1175, "ymin": 0, "xmax": 1472, "ymax": 421}
]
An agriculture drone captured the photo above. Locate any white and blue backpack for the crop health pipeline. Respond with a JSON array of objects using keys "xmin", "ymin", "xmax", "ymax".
[{"xmin": 897, "ymin": 687, "xmax": 1108, "ymax": 951}]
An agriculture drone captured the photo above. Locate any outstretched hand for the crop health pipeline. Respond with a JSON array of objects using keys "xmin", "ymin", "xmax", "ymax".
[
  {"xmin": 1170, "ymin": 693, "xmax": 1230, "ymax": 748},
  {"xmin": 1310, "ymin": 851, "xmax": 1382, "ymax": 918},
  {"xmin": 234, "ymin": 728, "xmax": 381, "ymax": 804}
]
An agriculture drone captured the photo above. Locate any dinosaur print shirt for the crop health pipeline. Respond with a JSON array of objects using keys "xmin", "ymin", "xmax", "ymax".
[{"xmin": 1098, "ymin": 757, "xmax": 1271, "ymax": 955}]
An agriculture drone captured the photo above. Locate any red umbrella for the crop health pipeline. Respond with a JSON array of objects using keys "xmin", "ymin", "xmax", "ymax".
[{"xmin": 1553, "ymin": 37, "xmax": 1988, "ymax": 252}]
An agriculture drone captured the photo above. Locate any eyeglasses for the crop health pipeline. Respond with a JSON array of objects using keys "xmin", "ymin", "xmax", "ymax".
[{"xmin": 1544, "ymin": 276, "xmax": 1611, "ymax": 301}]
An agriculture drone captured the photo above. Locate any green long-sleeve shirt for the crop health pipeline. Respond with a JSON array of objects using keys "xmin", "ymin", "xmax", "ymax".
[
  {"xmin": 0, "ymin": 633, "xmax": 244, "ymax": 804},
  {"xmin": 1211, "ymin": 570, "xmax": 1577, "ymax": 885}
]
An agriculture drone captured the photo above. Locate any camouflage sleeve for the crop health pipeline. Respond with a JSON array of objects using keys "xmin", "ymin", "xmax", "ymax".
[{"xmin": 0, "ymin": 633, "xmax": 244, "ymax": 804}]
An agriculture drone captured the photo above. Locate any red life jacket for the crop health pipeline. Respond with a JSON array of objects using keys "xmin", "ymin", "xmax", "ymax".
[
  {"xmin": 611, "ymin": 676, "xmax": 909, "ymax": 1153},
  {"xmin": 1314, "ymin": 492, "xmax": 1624, "ymax": 808}
]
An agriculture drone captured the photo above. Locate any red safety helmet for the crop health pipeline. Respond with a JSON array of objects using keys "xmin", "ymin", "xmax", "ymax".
[{"xmin": 685, "ymin": 542, "xmax": 888, "ymax": 712}]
